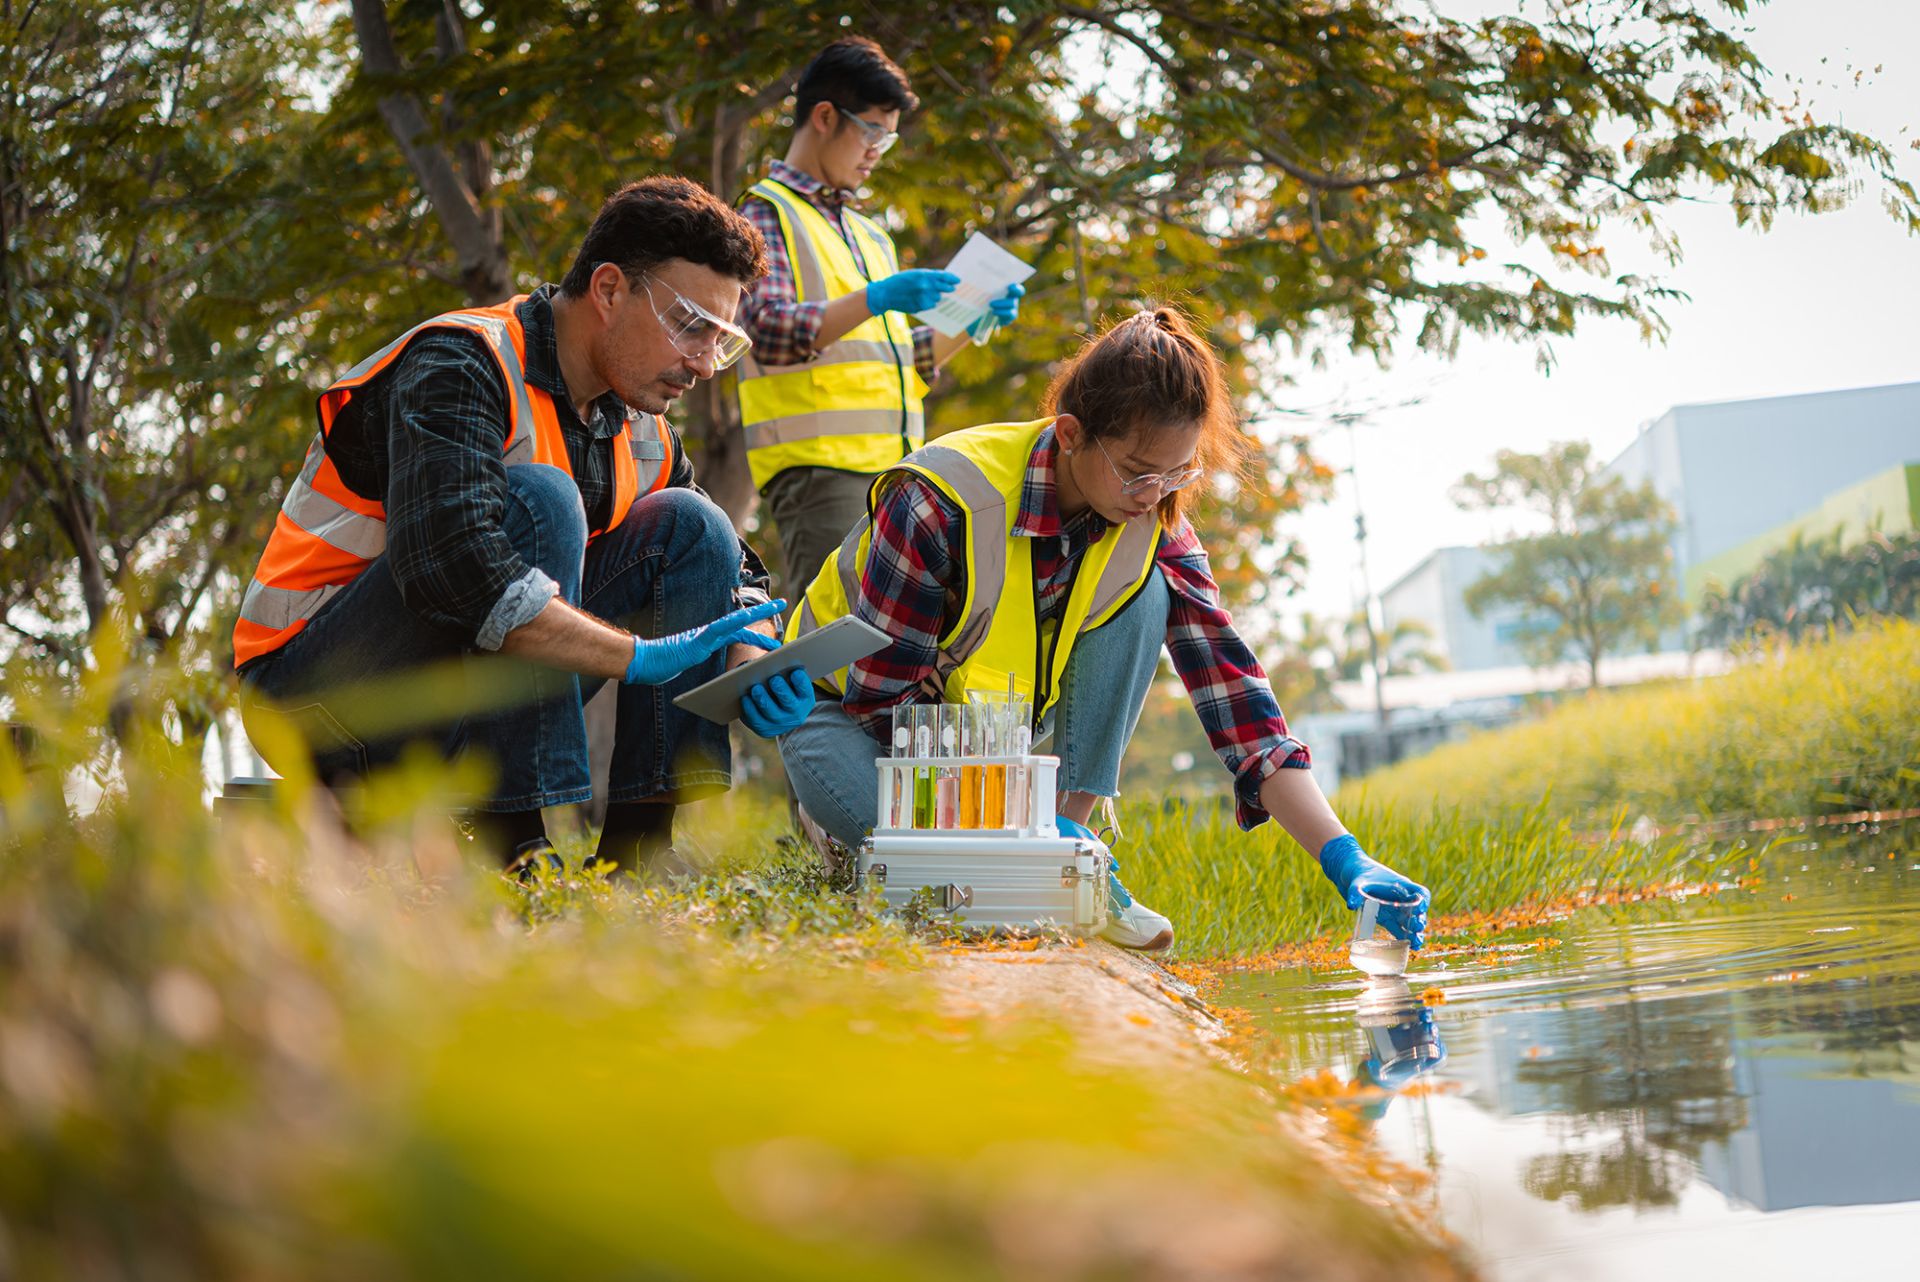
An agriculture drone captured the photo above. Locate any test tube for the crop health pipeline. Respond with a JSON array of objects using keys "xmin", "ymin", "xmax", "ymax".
[
  {"xmin": 981, "ymin": 703, "xmax": 1007, "ymax": 829},
  {"xmin": 889, "ymin": 713, "xmax": 911, "ymax": 830},
  {"xmin": 958, "ymin": 704, "xmax": 983, "ymax": 829},
  {"xmin": 912, "ymin": 704, "xmax": 936, "ymax": 829},
  {"xmin": 1007, "ymin": 721, "xmax": 1031, "ymax": 830},
  {"xmin": 935, "ymin": 707, "xmax": 959, "ymax": 829}
]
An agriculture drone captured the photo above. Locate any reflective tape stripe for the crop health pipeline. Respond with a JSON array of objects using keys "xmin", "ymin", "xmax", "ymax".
[
  {"xmin": 749, "ymin": 181, "xmax": 830, "ymax": 300},
  {"xmin": 1086, "ymin": 517, "xmax": 1159, "ymax": 623},
  {"xmin": 834, "ymin": 522, "xmax": 863, "ymax": 606},
  {"xmin": 909, "ymin": 446, "xmax": 1008, "ymax": 645},
  {"xmin": 743, "ymin": 408, "xmax": 925, "ymax": 450},
  {"xmin": 742, "ymin": 339, "xmax": 903, "ymax": 374},
  {"xmin": 275, "ymin": 432, "xmax": 387, "ymax": 560},
  {"xmin": 335, "ymin": 312, "xmax": 536, "ymax": 457},
  {"xmin": 238, "ymin": 578, "xmax": 347, "ymax": 630},
  {"xmin": 282, "ymin": 474, "xmax": 387, "ymax": 560}
]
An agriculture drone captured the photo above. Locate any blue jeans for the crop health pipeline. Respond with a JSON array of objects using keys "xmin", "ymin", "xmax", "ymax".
[
  {"xmin": 779, "ymin": 569, "xmax": 1170, "ymax": 847},
  {"xmin": 239, "ymin": 465, "xmax": 744, "ymax": 812}
]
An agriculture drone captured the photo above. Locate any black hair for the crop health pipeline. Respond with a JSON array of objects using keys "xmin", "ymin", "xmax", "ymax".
[
  {"xmin": 793, "ymin": 36, "xmax": 918, "ymax": 131},
  {"xmin": 558, "ymin": 176, "xmax": 766, "ymax": 297}
]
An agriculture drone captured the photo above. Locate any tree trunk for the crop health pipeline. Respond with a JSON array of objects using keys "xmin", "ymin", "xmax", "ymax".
[{"xmin": 351, "ymin": 0, "xmax": 511, "ymax": 305}]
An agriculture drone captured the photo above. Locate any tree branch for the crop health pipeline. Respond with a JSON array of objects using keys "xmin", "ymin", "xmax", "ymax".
[{"xmin": 351, "ymin": 0, "xmax": 510, "ymax": 303}]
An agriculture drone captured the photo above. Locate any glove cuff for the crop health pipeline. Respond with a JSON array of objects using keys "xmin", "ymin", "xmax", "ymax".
[{"xmin": 1317, "ymin": 833, "xmax": 1364, "ymax": 891}]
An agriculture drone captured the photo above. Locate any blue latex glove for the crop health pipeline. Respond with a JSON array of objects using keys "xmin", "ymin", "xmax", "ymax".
[
  {"xmin": 1318, "ymin": 834, "xmax": 1430, "ymax": 949},
  {"xmin": 1055, "ymin": 814, "xmax": 1097, "ymax": 842},
  {"xmin": 624, "ymin": 598, "xmax": 784, "ymax": 686},
  {"xmin": 739, "ymin": 666, "xmax": 815, "ymax": 738},
  {"xmin": 865, "ymin": 269, "xmax": 959, "ymax": 315},
  {"xmin": 967, "ymin": 282, "xmax": 1024, "ymax": 338}
]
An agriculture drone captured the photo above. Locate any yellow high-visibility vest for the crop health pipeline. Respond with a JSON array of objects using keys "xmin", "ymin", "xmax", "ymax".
[
  {"xmin": 787, "ymin": 418, "xmax": 1161, "ymax": 720},
  {"xmin": 731, "ymin": 177, "xmax": 927, "ymax": 490}
]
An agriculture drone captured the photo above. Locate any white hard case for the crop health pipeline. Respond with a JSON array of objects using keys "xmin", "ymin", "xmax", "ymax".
[{"xmin": 857, "ymin": 751, "xmax": 1111, "ymax": 933}]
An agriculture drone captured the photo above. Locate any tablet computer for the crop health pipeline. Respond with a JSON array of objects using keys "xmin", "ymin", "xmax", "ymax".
[{"xmin": 671, "ymin": 615, "xmax": 892, "ymax": 726}]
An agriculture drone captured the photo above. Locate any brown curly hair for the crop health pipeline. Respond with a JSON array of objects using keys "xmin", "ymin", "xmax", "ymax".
[
  {"xmin": 1042, "ymin": 306, "xmax": 1253, "ymax": 526},
  {"xmin": 559, "ymin": 176, "xmax": 767, "ymax": 296}
]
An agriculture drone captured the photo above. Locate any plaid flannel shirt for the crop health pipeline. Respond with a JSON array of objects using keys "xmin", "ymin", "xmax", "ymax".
[
  {"xmin": 305, "ymin": 285, "xmax": 771, "ymax": 654},
  {"xmin": 843, "ymin": 426, "xmax": 1311, "ymax": 830},
  {"xmin": 737, "ymin": 160, "xmax": 938, "ymax": 379}
]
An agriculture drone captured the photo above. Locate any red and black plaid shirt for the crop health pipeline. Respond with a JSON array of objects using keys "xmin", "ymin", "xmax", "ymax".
[
  {"xmin": 843, "ymin": 425, "xmax": 1311, "ymax": 830},
  {"xmin": 736, "ymin": 160, "xmax": 938, "ymax": 378}
]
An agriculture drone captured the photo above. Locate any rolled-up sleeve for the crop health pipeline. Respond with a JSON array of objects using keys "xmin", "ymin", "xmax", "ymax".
[{"xmin": 1156, "ymin": 519, "xmax": 1312, "ymax": 830}]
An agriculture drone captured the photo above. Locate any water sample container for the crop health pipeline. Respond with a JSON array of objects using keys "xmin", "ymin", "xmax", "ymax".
[{"xmin": 1350, "ymin": 887, "xmax": 1411, "ymax": 977}]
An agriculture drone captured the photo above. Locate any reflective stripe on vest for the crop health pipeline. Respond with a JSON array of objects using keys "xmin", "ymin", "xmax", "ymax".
[
  {"xmin": 233, "ymin": 297, "xmax": 672, "ymax": 667},
  {"xmin": 787, "ymin": 418, "xmax": 1161, "ymax": 719},
  {"xmin": 731, "ymin": 177, "xmax": 928, "ymax": 490}
]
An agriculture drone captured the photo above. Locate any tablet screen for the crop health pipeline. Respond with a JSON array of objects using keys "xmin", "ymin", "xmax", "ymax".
[{"xmin": 671, "ymin": 615, "xmax": 892, "ymax": 725}]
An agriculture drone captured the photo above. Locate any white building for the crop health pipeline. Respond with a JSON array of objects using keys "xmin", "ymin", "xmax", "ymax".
[{"xmin": 1381, "ymin": 380, "xmax": 1920, "ymax": 673}]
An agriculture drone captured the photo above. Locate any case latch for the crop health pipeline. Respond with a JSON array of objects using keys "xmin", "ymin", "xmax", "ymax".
[{"xmin": 938, "ymin": 883, "xmax": 973, "ymax": 911}]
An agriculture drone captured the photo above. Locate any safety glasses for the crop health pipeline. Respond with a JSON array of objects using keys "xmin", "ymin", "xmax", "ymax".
[
  {"xmin": 633, "ymin": 272, "xmax": 752, "ymax": 371},
  {"xmin": 835, "ymin": 105, "xmax": 899, "ymax": 156},
  {"xmin": 1092, "ymin": 434, "xmax": 1204, "ymax": 499}
]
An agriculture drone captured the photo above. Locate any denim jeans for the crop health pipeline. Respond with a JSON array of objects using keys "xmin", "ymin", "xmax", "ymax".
[
  {"xmin": 779, "ymin": 568, "xmax": 1170, "ymax": 847},
  {"xmin": 239, "ymin": 465, "xmax": 744, "ymax": 812}
]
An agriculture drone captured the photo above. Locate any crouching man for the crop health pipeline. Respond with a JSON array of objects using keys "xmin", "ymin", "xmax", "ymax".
[{"xmin": 234, "ymin": 176, "xmax": 814, "ymax": 869}]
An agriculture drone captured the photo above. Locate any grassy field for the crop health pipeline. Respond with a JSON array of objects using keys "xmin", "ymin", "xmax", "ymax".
[
  {"xmin": 1113, "ymin": 621, "xmax": 1920, "ymax": 959},
  {"xmin": 0, "ymin": 663, "xmax": 1463, "ymax": 1282},
  {"xmin": 1340, "ymin": 618, "xmax": 1920, "ymax": 824}
]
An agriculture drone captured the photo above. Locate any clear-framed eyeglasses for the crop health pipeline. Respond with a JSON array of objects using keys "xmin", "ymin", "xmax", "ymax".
[
  {"xmin": 835, "ymin": 104, "xmax": 899, "ymax": 156},
  {"xmin": 1092, "ymin": 434, "xmax": 1204, "ymax": 499},
  {"xmin": 627, "ymin": 270, "xmax": 752, "ymax": 371}
]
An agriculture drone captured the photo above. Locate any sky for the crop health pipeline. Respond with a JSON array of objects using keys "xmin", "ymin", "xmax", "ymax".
[{"xmin": 1264, "ymin": 0, "xmax": 1920, "ymax": 633}]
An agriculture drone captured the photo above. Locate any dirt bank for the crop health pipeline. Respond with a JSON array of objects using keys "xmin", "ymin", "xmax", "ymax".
[{"xmin": 927, "ymin": 938, "xmax": 1475, "ymax": 1282}]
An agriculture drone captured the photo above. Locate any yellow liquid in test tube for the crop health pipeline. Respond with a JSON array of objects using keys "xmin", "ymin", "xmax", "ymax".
[
  {"xmin": 959, "ymin": 764, "xmax": 983, "ymax": 828},
  {"xmin": 983, "ymin": 765, "xmax": 1006, "ymax": 827}
]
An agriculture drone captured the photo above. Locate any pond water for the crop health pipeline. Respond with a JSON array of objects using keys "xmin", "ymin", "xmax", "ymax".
[{"xmin": 1216, "ymin": 822, "xmax": 1920, "ymax": 1280}]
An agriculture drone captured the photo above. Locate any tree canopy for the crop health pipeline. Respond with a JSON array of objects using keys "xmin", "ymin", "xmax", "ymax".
[{"xmin": 5, "ymin": 0, "xmax": 1915, "ymax": 732}]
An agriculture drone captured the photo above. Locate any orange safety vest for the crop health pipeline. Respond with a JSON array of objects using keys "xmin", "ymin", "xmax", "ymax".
[{"xmin": 232, "ymin": 295, "xmax": 673, "ymax": 667}]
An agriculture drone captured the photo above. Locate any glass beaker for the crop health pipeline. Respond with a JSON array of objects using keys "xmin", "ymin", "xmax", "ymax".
[{"xmin": 1350, "ymin": 888, "xmax": 1412, "ymax": 977}]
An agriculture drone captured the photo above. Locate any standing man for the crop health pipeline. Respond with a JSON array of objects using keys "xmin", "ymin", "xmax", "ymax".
[
  {"xmin": 733, "ymin": 36, "xmax": 1024, "ymax": 597},
  {"xmin": 234, "ymin": 176, "xmax": 815, "ymax": 871}
]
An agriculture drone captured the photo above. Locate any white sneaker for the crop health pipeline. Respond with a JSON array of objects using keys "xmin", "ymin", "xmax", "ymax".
[{"xmin": 1102, "ymin": 897, "xmax": 1175, "ymax": 951}]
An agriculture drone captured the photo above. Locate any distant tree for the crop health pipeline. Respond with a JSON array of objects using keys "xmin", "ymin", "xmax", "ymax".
[
  {"xmin": 1699, "ymin": 527, "xmax": 1920, "ymax": 648},
  {"xmin": 0, "ymin": 2, "xmax": 332, "ymax": 733},
  {"xmin": 1302, "ymin": 610, "xmax": 1449, "ymax": 684},
  {"xmin": 1452, "ymin": 442, "xmax": 1683, "ymax": 688}
]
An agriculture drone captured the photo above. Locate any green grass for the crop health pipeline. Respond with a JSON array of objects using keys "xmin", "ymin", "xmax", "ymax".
[
  {"xmin": 1114, "ymin": 794, "xmax": 1746, "ymax": 959},
  {"xmin": 1111, "ymin": 620, "xmax": 1920, "ymax": 959},
  {"xmin": 1341, "ymin": 618, "xmax": 1920, "ymax": 824},
  {"xmin": 0, "ymin": 659, "xmax": 1460, "ymax": 1281}
]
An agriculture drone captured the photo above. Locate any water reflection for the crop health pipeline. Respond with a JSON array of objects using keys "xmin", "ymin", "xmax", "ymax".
[
  {"xmin": 1353, "ymin": 977, "xmax": 1447, "ymax": 1114},
  {"xmin": 1218, "ymin": 826, "xmax": 1920, "ymax": 1276}
]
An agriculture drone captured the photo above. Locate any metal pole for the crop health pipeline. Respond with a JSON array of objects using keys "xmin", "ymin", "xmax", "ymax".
[{"xmin": 1345, "ymin": 418, "xmax": 1389, "ymax": 728}]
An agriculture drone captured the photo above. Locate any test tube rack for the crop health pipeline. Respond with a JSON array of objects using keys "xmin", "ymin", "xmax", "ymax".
[{"xmin": 871, "ymin": 751, "xmax": 1059, "ymax": 838}]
